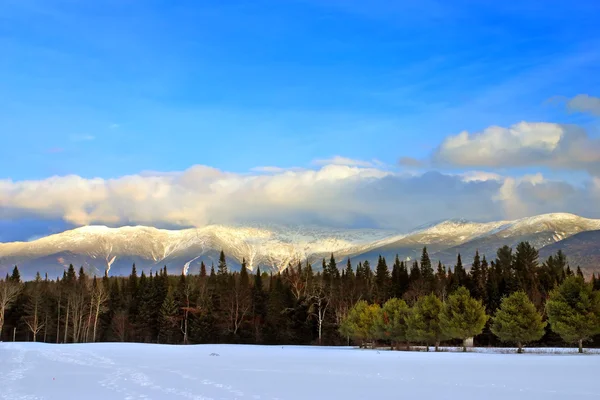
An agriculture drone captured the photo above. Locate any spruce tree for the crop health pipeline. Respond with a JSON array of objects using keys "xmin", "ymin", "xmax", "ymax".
[
  {"xmin": 217, "ymin": 251, "xmax": 228, "ymax": 276},
  {"xmin": 420, "ymin": 247, "xmax": 434, "ymax": 290},
  {"xmin": 545, "ymin": 276, "xmax": 600, "ymax": 353},
  {"xmin": 159, "ymin": 291, "xmax": 180, "ymax": 344},
  {"xmin": 440, "ymin": 287, "xmax": 489, "ymax": 351},
  {"xmin": 469, "ymin": 250, "xmax": 484, "ymax": 299},
  {"xmin": 434, "ymin": 261, "xmax": 447, "ymax": 300},
  {"xmin": 375, "ymin": 255, "xmax": 390, "ymax": 303},
  {"xmin": 409, "ymin": 261, "xmax": 421, "ymax": 284},
  {"xmin": 10, "ymin": 266, "xmax": 21, "ymax": 283},
  {"xmin": 345, "ymin": 259, "xmax": 355, "ymax": 280},
  {"xmin": 491, "ymin": 291, "xmax": 546, "ymax": 353}
]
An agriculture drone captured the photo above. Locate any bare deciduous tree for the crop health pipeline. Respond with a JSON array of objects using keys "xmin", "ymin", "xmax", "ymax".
[
  {"xmin": 0, "ymin": 279, "xmax": 22, "ymax": 339},
  {"xmin": 91, "ymin": 280, "xmax": 109, "ymax": 342},
  {"xmin": 308, "ymin": 281, "xmax": 330, "ymax": 345}
]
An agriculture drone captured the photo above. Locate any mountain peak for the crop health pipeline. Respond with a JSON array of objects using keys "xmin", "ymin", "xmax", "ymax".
[{"xmin": 3, "ymin": 212, "xmax": 600, "ymax": 279}]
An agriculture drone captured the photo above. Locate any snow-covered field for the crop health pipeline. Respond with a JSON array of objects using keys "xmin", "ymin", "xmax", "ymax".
[{"xmin": 1, "ymin": 343, "xmax": 599, "ymax": 400}]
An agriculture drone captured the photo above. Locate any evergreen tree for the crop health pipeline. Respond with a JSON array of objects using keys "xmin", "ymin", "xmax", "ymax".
[
  {"xmin": 374, "ymin": 298, "xmax": 410, "ymax": 349},
  {"xmin": 409, "ymin": 261, "xmax": 421, "ymax": 284},
  {"xmin": 406, "ymin": 293, "xmax": 445, "ymax": 351},
  {"xmin": 420, "ymin": 247, "xmax": 434, "ymax": 290},
  {"xmin": 469, "ymin": 250, "xmax": 486, "ymax": 300},
  {"xmin": 496, "ymin": 245, "xmax": 515, "ymax": 295},
  {"xmin": 449, "ymin": 254, "xmax": 469, "ymax": 293},
  {"xmin": 440, "ymin": 287, "xmax": 489, "ymax": 351},
  {"xmin": 339, "ymin": 300, "xmax": 380, "ymax": 347},
  {"xmin": 217, "ymin": 251, "xmax": 228, "ymax": 276},
  {"xmin": 199, "ymin": 262, "xmax": 207, "ymax": 278},
  {"xmin": 545, "ymin": 276, "xmax": 600, "ymax": 353},
  {"xmin": 10, "ymin": 266, "xmax": 21, "ymax": 283},
  {"xmin": 491, "ymin": 291, "xmax": 546, "ymax": 353},
  {"xmin": 159, "ymin": 291, "xmax": 180, "ymax": 344},
  {"xmin": 345, "ymin": 258, "xmax": 355, "ymax": 280},
  {"xmin": 485, "ymin": 261, "xmax": 502, "ymax": 313},
  {"xmin": 374, "ymin": 255, "xmax": 390, "ymax": 303},
  {"xmin": 434, "ymin": 261, "xmax": 447, "ymax": 300},
  {"xmin": 328, "ymin": 253, "xmax": 339, "ymax": 279}
]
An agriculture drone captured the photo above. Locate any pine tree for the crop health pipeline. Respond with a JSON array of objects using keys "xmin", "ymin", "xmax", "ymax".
[
  {"xmin": 545, "ymin": 276, "xmax": 600, "ymax": 353},
  {"xmin": 491, "ymin": 291, "xmax": 546, "ymax": 353},
  {"xmin": 440, "ymin": 287, "xmax": 489, "ymax": 351},
  {"xmin": 374, "ymin": 298, "xmax": 410, "ymax": 349},
  {"xmin": 339, "ymin": 300, "xmax": 380, "ymax": 347},
  {"xmin": 199, "ymin": 262, "xmax": 207, "ymax": 278},
  {"xmin": 406, "ymin": 293, "xmax": 445, "ymax": 351},
  {"xmin": 576, "ymin": 266, "xmax": 584, "ymax": 279}
]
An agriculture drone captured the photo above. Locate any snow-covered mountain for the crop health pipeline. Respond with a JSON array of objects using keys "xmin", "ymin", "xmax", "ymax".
[
  {"xmin": 0, "ymin": 224, "xmax": 401, "ymax": 279},
  {"xmin": 1, "ymin": 213, "xmax": 600, "ymax": 279}
]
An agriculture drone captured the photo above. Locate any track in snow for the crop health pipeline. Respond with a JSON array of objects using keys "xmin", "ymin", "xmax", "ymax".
[{"xmin": 1, "ymin": 342, "xmax": 600, "ymax": 400}]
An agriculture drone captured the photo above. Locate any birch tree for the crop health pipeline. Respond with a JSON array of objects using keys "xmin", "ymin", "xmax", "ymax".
[{"xmin": 0, "ymin": 278, "xmax": 22, "ymax": 339}]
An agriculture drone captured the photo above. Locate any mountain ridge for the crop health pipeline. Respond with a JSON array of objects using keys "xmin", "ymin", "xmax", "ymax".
[{"xmin": 1, "ymin": 213, "xmax": 599, "ymax": 279}]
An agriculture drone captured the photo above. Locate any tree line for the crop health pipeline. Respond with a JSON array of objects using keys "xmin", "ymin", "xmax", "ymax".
[{"xmin": 1, "ymin": 242, "xmax": 600, "ymax": 350}]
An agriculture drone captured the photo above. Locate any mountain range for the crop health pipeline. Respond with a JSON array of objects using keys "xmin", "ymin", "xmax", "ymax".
[{"xmin": 1, "ymin": 213, "xmax": 599, "ymax": 280}]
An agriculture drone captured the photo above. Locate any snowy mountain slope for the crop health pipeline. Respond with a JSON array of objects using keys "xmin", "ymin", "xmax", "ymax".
[
  {"xmin": 539, "ymin": 230, "xmax": 600, "ymax": 275},
  {"xmin": 2, "ymin": 213, "xmax": 600, "ymax": 279},
  {"xmin": 428, "ymin": 213, "xmax": 600, "ymax": 268},
  {"xmin": 0, "ymin": 224, "xmax": 400, "ymax": 279},
  {"xmin": 350, "ymin": 213, "xmax": 600, "ymax": 268}
]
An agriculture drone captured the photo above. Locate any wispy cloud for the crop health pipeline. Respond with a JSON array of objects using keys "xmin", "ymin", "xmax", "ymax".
[
  {"xmin": 250, "ymin": 166, "xmax": 305, "ymax": 173},
  {"xmin": 70, "ymin": 134, "xmax": 95, "ymax": 142},
  {"xmin": 45, "ymin": 147, "xmax": 65, "ymax": 154},
  {"xmin": 398, "ymin": 156, "xmax": 425, "ymax": 168},
  {"xmin": 312, "ymin": 156, "xmax": 378, "ymax": 168},
  {"xmin": 109, "ymin": 123, "xmax": 120, "ymax": 129},
  {"xmin": 566, "ymin": 94, "xmax": 600, "ymax": 116}
]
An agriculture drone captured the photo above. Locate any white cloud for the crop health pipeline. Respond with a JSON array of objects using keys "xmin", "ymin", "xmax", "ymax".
[
  {"xmin": 566, "ymin": 94, "xmax": 600, "ymax": 116},
  {"xmin": 460, "ymin": 171, "xmax": 503, "ymax": 182},
  {"xmin": 0, "ymin": 163, "xmax": 598, "ymax": 231},
  {"xmin": 312, "ymin": 156, "xmax": 378, "ymax": 168},
  {"xmin": 109, "ymin": 123, "xmax": 120, "ymax": 129},
  {"xmin": 250, "ymin": 166, "xmax": 305, "ymax": 173},
  {"xmin": 433, "ymin": 122, "xmax": 600, "ymax": 175}
]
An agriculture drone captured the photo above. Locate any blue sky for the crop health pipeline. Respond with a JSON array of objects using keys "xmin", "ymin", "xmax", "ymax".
[
  {"xmin": 1, "ymin": 0, "xmax": 600, "ymax": 240},
  {"xmin": 1, "ymin": 0, "xmax": 599, "ymax": 178}
]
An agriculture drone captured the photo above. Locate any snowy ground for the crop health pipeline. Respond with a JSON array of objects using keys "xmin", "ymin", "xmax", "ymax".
[{"xmin": 1, "ymin": 343, "xmax": 600, "ymax": 400}]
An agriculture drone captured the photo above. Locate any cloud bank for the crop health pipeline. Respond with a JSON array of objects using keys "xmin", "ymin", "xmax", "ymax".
[
  {"xmin": 433, "ymin": 122, "xmax": 600, "ymax": 176},
  {"xmin": 1, "ymin": 163, "xmax": 599, "ymax": 233}
]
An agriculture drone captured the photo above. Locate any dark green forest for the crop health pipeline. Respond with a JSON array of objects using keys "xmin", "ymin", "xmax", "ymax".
[{"xmin": 2, "ymin": 242, "xmax": 600, "ymax": 351}]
